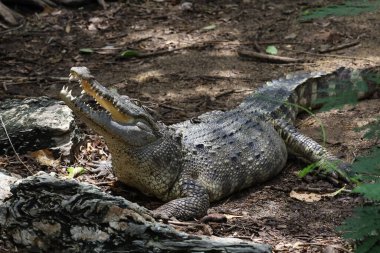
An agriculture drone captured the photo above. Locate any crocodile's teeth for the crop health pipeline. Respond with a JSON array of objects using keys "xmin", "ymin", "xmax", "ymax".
[
  {"xmin": 81, "ymin": 90, "xmax": 86, "ymax": 95},
  {"xmin": 69, "ymin": 73, "xmax": 75, "ymax": 82}
]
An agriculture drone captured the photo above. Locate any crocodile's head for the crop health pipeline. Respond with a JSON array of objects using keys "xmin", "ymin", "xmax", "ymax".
[
  {"xmin": 60, "ymin": 67, "xmax": 161, "ymax": 147},
  {"xmin": 60, "ymin": 67, "xmax": 183, "ymax": 199}
]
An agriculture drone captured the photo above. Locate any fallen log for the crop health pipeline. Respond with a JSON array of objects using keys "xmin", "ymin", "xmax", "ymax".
[{"xmin": 0, "ymin": 172, "xmax": 271, "ymax": 252}]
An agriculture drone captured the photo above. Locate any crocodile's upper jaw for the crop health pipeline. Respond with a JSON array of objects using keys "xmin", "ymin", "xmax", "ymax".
[{"xmin": 60, "ymin": 67, "xmax": 161, "ymax": 147}]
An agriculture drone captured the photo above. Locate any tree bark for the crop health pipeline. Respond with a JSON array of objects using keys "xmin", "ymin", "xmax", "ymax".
[{"xmin": 0, "ymin": 172, "xmax": 271, "ymax": 253}]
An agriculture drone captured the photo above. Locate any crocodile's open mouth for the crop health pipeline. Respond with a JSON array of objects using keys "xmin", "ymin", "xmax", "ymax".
[
  {"xmin": 69, "ymin": 68, "xmax": 134, "ymax": 124},
  {"xmin": 60, "ymin": 67, "xmax": 160, "ymax": 146}
]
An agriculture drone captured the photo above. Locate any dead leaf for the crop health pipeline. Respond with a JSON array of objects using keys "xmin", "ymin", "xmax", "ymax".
[
  {"xmin": 30, "ymin": 149, "xmax": 60, "ymax": 167},
  {"xmin": 290, "ymin": 187, "xmax": 345, "ymax": 202},
  {"xmin": 285, "ymin": 33, "xmax": 297, "ymax": 40},
  {"xmin": 290, "ymin": 190, "xmax": 322, "ymax": 202}
]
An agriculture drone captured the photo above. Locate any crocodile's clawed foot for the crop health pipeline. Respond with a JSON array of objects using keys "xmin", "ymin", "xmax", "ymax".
[
  {"xmin": 88, "ymin": 160, "xmax": 113, "ymax": 178},
  {"xmin": 316, "ymin": 159, "xmax": 354, "ymax": 187}
]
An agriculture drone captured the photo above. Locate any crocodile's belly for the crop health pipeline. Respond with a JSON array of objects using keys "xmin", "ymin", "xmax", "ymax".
[{"xmin": 179, "ymin": 115, "xmax": 287, "ymax": 202}]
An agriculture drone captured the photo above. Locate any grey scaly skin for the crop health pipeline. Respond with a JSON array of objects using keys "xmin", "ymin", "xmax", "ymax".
[{"xmin": 60, "ymin": 66, "xmax": 379, "ymax": 220}]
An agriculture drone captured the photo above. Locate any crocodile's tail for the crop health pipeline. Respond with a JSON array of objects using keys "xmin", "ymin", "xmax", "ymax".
[
  {"xmin": 241, "ymin": 66, "xmax": 380, "ymax": 123},
  {"xmin": 292, "ymin": 67, "xmax": 378, "ymax": 108}
]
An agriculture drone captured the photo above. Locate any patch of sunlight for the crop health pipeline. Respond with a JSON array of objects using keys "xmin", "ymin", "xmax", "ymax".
[
  {"xmin": 132, "ymin": 70, "xmax": 163, "ymax": 83},
  {"xmin": 209, "ymin": 49, "xmax": 236, "ymax": 57},
  {"xmin": 209, "ymin": 69, "xmax": 239, "ymax": 78}
]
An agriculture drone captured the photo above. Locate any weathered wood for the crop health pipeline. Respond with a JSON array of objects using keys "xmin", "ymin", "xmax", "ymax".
[
  {"xmin": 0, "ymin": 172, "xmax": 271, "ymax": 253},
  {"xmin": 0, "ymin": 97, "xmax": 81, "ymax": 157}
]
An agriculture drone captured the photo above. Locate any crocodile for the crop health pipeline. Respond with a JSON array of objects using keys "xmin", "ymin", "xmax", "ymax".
[{"xmin": 60, "ymin": 66, "xmax": 379, "ymax": 220}]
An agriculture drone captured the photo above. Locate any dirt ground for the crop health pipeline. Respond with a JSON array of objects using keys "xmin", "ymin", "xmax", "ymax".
[{"xmin": 1, "ymin": 0, "xmax": 380, "ymax": 252}]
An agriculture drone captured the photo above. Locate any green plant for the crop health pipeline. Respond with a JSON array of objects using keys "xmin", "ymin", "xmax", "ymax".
[
  {"xmin": 319, "ymin": 72, "xmax": 380, "ymax": 253},
  {"xmin": 299, "ymin": 0, "xmax": 380, "ymax": 22},
  {"xmin": 338, "ymin": 147, "xmax": 380, "ymax": 253}
]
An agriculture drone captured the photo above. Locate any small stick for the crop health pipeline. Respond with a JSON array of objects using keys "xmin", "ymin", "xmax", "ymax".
[
  {"xmin": 0, "ymin": 76, "xmax": 68, "ymax": 81},
  {"xmin": 319, "ymin": 40, "xmax": 360, "ymax": 53},
  {"xmin": 234, "ymin": 89, "xmax": 255, "ymax": 93},
  {"xmin": 159, "ymin": 104, "xmax": 184, "ymax": 111},
  {"xmin": 215, "ymin": 90, "xmax": 235, "ymax": 99},
  {"xmin": 0, "ymin": 115, "xmax": 32, "ymax": 174},
  {"xmin": 93, "ymin": 181, "xmax": 114, "ymax": 186},
  {"xmin": 168, "ymin": 220, "xmax": 205, "ymax": 227},
  {"xmin": 238, "ymin": 50, "xmax": 303, "ymax": 63},
  {"xmin": 119, "ymin": 44, "xmax": 209, "ymax": 60},
  {"xmin": 283, "ymin": 48, "xmax": 378, "ymax": 62}
]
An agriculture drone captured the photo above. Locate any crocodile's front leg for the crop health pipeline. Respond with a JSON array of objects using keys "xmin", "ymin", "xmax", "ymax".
[
  {"xmin": 153, "ymin": 178, "xmax": 209, "ymax": 220},
  {"xmin": 273, "ymin": 118, "xmax": 351, "ymax": 183}
]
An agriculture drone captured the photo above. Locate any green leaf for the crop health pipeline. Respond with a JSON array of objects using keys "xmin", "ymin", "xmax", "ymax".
[
  {"xmin": 352, "ymin": 148, "xmax": 380, "ymax": 178},
  {"xmin": 67, "ymin": 166, "xmax": 85, "ymax": 178},
  {"xmin": 298, "ymin": 162, "xmax": 318, "ymax": 178},
  {"xmin": 201, "ymin": 24, "xmax": 216, "ymax": 31},
  {"xmin": 338, "ymin": 205, "xmax": 380, "ymax": 240},
  {"xmin": 79, "ymin": 48, "xmax": 94, "ymax": 54},
  {"xmin": 265, "ymin": 45, "xmax": 278, "ymax": 55},
  {"xmin": 354, "ymin": 183, "xmax": 380, "ymax": 201},
  {"xmin": 356, "ymin": 237, "xmax": 379, "ymax": 253},
  {"xmin": 120, "ymin": 50, "xmax": 140, "ymax": 58}
]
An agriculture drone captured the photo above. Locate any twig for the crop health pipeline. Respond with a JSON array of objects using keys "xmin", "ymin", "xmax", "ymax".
[
  {"xmin": 0, "ymin": 115, "xmax": 32, "ymax": 174},
  {"xmin": 159, "ymin": 104, "xmax": 184, "ymax": 111},
  {"xmin": 93, "ymin": 181, "xmax": 114, "ymax": 186},
  {"xmin": 119, "ymin": 44, "xmax": 210, "ymax": 60},
  {"xmin": 234, "ymin": 89, "xmax": 255, "ymax": 93},
  {"xmin": 168, "ymin": 220, "xmax": 205, "ymax": 227},
  {"xmin": 127, "ymin": 36, "xmax": 152, "ymax": 44},
  {"xmin": 215, "ymin": 90, "xmax": 235, "ymax": 99},
  {"xmin": 283, "ymin": 48, "xmax": 378, "ymax": 62},
  {"xmin": 238, "ymin": 50, "xmax": 303, "ymax": 63},
  {"xmin": 319, "ymin": 40, "xmax": 360, "ymax": 53},
  {"xmin": 0, "ymin": 76, "xmax": 69, "ymax": 81},
  {"xmin": 0, "ymin": 20, "xmax": 25, "ymax": 34},
  {"xmin": 107, "ymin": 31, "xmax": 129, "ymax": 40}
]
